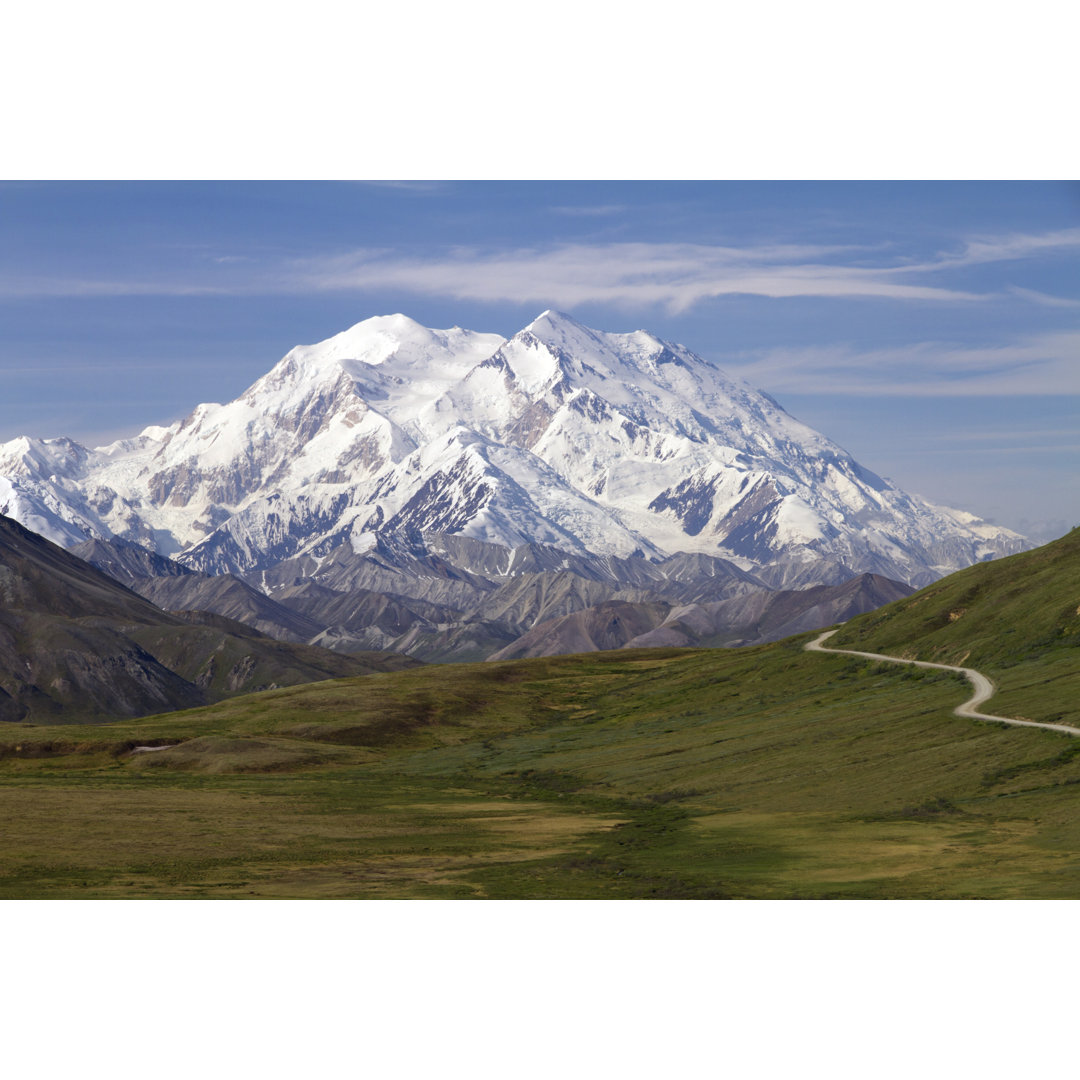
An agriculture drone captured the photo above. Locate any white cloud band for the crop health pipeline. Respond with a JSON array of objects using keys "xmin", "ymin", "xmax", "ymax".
[
  {"xmin": 725, "ymin": 330, "xmax": 1080, "ymax": 396},
  {"xmin": 5, "ymin": 225, "xmax": 1080, "ymax": 309}
]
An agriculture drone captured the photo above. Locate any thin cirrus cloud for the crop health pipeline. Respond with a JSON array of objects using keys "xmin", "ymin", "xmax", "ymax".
[
  {"xmin": 350, "ymin": 180, "xmax": 450, "ymax": 193},
  {"xmin": 0, "ymin": 275, "xmax": 230, "ymax": 298},
  {"xmin": 548, "ymin": 204, "xmax": 628, "ymax": 217},
  {"xmin": 1, "ymin": 226, "xmax": 1078, "ymax": 310},
  {"xmin": 274, "ymin": 227, "xmax": 1080, "ymax": 309},
  {"xmin": 917, "ymin": 226, "xmax": 1080, "ymax": 272},
  {"xmin": 1006, "ymin": 286, "xmax": 1080, "ymax": 309},
  {"xmin": 723, "ymin": 329, "xmax": 1080, "ymax": 396},
  {"xmin": 291, "ymin": 242, "xmax": 987, "ymax": 310}
]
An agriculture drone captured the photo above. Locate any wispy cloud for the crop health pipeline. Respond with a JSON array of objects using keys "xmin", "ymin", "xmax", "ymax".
[
  {"xmin": 905, "ymin": 443, "xmax": 1080, "ymax": 455},
  {"xmin": 286, "ymin": 242, "xmax": 986, "ymax": 311},
  {"xmin": 1007, "ymin": 286, "xmax": 1080, "ymax": 309},
  {"xmin": 549, "ymin": 204, "xmax": 627, "ymax": 217},
  {"xmin": 920, "ymin": 427, "xmax": 1080, "ymax": 443},
  {"xmin": 2, "ymin": 225, "xmax": 1079, "ymax": 312},
  {"xmin": 352, "ymin": 180, "xmax": 449, "ymax": 193},
  {"xmin": 930, "ymin": 227, "xmax": 1080, "ymax": 270},
  {"xmin": 724, "ymin": 329, "xmax": 1080, "ymax": 396},
  {"xmin": 0, "ymin": 275, "xmax": 236, "ymax": 298}
]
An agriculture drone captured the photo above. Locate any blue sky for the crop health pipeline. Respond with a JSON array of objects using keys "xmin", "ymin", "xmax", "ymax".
[{"xmin": 1, "ymin": 181, "xmax": 1078, "ymax": 541}]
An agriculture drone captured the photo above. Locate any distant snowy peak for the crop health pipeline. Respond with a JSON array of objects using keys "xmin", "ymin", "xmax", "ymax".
[
  {"xmin": 0, "ymin": 310, "xmax": 1028, "ymax": 585},
  {"xmin": 461, "ymin": 309, "xmax": 835, "ymax": 458},
  {"xmin": 248, "ymin": 314, "xmax": 506, "ymax": 429},
  {"xmin": 0, "ymin": 475, "xmax": 92, "ymax": 547},
  {"xmin": 0, "ymin": 435, "xmax": 93, "ymax": 481}
]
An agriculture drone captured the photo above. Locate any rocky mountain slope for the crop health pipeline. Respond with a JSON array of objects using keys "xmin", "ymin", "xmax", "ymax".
[
  {"xmin": 74, "ymin": 531, "xmax": 915, "ymax": 665},
  {"xmin": 0, "ymin": 515, "xmax": 415, "ymax": 723},
  {"xmin": 0, "ymin": 312, "xmax": 1026, "ymax": 592},
  {"xmin": 71, "ymin": 536, "xmax": 325, "ymax": 643},
  {"xmin": 487, "ymin": 573, "xmax": 914, "ymax": 660}
]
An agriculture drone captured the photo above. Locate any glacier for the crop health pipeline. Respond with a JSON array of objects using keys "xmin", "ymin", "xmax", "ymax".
[{"xmin": 0, "ymin": 310, "xmax": 1028, "ymax": 588}]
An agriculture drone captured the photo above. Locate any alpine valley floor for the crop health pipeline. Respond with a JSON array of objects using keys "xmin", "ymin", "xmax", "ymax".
[
  {"xmin": 1, "ymin": 636, "xmax": 1078, "ymax": 898},
  {"xmin": 4, "ymin": 531, "xmax": 1078, "ymax": 900}
]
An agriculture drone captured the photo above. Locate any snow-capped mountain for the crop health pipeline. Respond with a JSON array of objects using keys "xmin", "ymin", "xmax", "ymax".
[{"xmin": 0, "ymin": 311, "xmax": 1027, "ymax": 586}]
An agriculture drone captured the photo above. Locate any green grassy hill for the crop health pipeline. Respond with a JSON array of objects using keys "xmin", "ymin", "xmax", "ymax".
[
  {"xmin": 830, "ymin": 526, "xmax": 1080, "ymax": 729},
  {"xmin": 3, "ymin": 527, "xmax": 1079, "ymax": 898},
  {"xmin": 2, "ymin": 591, "xmax": 1078, "ymax": 897}
]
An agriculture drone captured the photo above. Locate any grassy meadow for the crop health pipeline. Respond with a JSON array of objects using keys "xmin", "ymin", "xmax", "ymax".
[
  {"xmin": 832, "ymin": 526, "xmax": 1080, "ymax": 730},
  {"xmin": 3, "ymin": 620, "xmax": 1079, "ymax": 898}
]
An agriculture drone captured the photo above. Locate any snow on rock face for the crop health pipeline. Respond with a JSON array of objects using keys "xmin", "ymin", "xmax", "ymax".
[
  {"xmin": 0, "ymin": 311, "xmax": 1028, "ymax": 584},
  {"xmin": 0, "ymin": 475, "xmax": 95, "ymax": 547}
]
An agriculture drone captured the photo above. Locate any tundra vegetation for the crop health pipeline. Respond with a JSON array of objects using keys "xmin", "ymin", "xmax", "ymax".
[{"xmin": 2, "ymin": 529, "xmax": 1079, "ymax": 899}]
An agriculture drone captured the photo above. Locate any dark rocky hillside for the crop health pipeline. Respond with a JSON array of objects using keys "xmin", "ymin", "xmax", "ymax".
[
  {"xmin": 489, "ymin": 573, "xmax": 914, "ymax": 659},
  {"xmin": 73, "ymin": 530, "xmax": 914, "ymax": 664},
  {"xmin": 0, "ymin": 515, "xmax": 416, "ymax": 724}
]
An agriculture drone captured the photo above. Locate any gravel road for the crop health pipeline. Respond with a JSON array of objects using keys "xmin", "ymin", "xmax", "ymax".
[{"xmin": 805, "ymin": 629, "xmax": 1080, "ymax": 738}]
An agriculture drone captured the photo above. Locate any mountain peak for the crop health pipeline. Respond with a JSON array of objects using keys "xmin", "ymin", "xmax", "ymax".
[
  {"xmin": 361, "ymin": 312, "xmax": 430, "ymax": 335},
  {"xmin": 531, "ymin": 308, "xmax": 579, "ymax": 326},
  {"xmin": 0, "ymin": 311, "xmax": 1029, "ymax": 584},
  {"xmin": 315, "ymin": 313, "xmax": 441, "ymax": 364},
  {"xmin": 517, "ymin": 310, "xmax": 615, "ymax": 370},
  {"xmin": 523, "ymin": 310, "xmax": 667, "ymax": 367},
  {"xmin": 525, "ymin": 309, "xmax": 592, "ymax": 338}
]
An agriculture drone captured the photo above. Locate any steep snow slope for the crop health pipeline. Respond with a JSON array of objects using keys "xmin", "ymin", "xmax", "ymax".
[
  {"xmin": 0, "ymin": 311, "xmax": 1026, "ymax": 586},
  {"xmin": 417, "ymin": 311, "xmax": 1025, "ymax": 583}
]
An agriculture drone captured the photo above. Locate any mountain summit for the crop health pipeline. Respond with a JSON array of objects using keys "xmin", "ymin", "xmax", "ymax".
[{"xmin": 0, "ymin": 312, "xmax": 1025, "ymax": 586}]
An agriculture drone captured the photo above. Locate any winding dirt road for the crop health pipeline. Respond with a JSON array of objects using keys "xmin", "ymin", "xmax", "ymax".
[{"xmin": 805, "ymin": 629, "xmax": 1080, "ymax": 738}]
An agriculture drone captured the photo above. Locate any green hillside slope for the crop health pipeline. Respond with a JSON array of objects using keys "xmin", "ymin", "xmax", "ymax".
[
  {"xmin": 2, "ymin": 617, "xmax": 1078, "ymax": 897},
  {"xmin": 830, "ymin": 527, "xmax": 1080, "ymax": 729},
  {"xmin": 3, "ymin": 529, "xmax": 1077, "ymax": 898}
]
